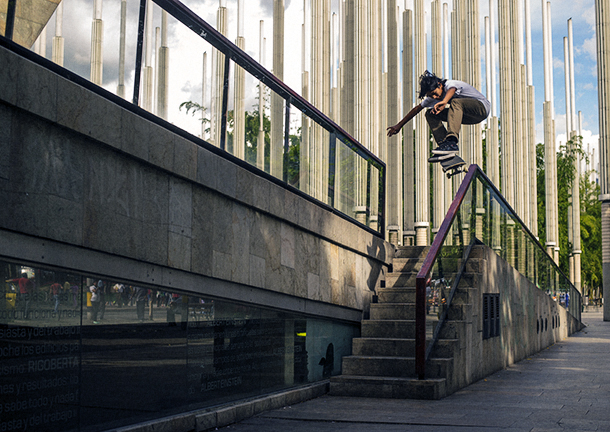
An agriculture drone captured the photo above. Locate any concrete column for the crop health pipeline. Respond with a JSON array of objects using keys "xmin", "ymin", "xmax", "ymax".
[
  {"xmin": 402, "ymin": 8, "xmax": 415, "ymax": 245},
  {"xmin": 117, "ymin": 0, "xmax": 126, "ymax": 98},
  {"xmin": 387, "ymin": 0, "xmax": 401, "ymax": 243},
  {"xmin": 443, "ymin": 3, "xmax": 453, "ymax": 223},
  {"xmin": 141, "ymin": 0, "xmax": 154, "ymax": 112},
  {"xmin": 567, "ymin": 19, "xmax": 582, "ymax": 294},
  {"xmin": 90, "ymin": 0, "xmax": 103, "ymax": 86},
  {"xmin": 300, "ymin": 4, "xmax": 309, "ymax": 188},
  {"xmin": 270, "ymin": 0, "xmax": 285, "ymax": 179},
  {"xmin": 498, "ymin": 0, "xmax": 514, "ymax": 207},
  {"xmin": 259, "ymin": 21, "xmax": 267, "ymax": 171},
  {"xmin": 52, "ymin": 1, "xmax": 64, "ymax": 67},
  {"xmin": 211, "ymin": 4, "xmax": 227, "ymax": 147},
  {"xmin": 233, "ymin": 0, "xmax": 246, "ymax": 160},
  {"xmin": 156, "ymin": 11, "xmax": 169, "ymax": 120},
  {"xmin": 431, "ymin": 0, "xmax": 444, "ymax": 239},
  {"xmin": 202, "ymin": 52, "xmax": 208, "ymax": 140},
  {"xmin": 414, "ymin": 0, "xmax": 428, "ymax": 245}
]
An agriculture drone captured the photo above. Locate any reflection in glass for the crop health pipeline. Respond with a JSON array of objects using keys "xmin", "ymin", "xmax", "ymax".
[{"xmin": 1, "ymin": 259, "xmax": 358, "ymax": 431}]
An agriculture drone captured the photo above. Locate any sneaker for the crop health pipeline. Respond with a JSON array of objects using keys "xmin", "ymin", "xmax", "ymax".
[{"xmin": 431, "ymin": 137, "xmax": 459, "ymax": 155}]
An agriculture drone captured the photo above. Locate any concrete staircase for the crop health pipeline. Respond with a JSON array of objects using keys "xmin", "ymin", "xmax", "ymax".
[{"xmin": 330, "ymin": 246, "xmax": 470, "ymax": 400}]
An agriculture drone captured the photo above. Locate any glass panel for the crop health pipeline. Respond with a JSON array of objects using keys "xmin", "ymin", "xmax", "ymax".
[
  {"xmin": 2, "ymin": 0, "xmax": 385, "ymax": 233},
  {"xmin": 0, "ymin": 258, "xmax": 359, "ymax": 431},
  {"xmin": 0, "ymin": 262, "xmax": 81, "ymax": 432}
]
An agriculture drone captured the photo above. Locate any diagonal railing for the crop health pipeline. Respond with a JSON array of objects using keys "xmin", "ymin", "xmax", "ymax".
[{"xmin": 415, "ymin": 164, "xmax": 582, "ymax": 379}]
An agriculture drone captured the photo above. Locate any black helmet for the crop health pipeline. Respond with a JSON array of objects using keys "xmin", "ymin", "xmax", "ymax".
[{"xmin": 418, "ymin": 70, "xmax": 445, "ymax": 99}]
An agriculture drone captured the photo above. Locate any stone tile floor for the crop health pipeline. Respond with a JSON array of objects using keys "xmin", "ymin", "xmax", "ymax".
[{"xmin": 217, "ymin": 310, "xmax": 610, "ymax": 432}]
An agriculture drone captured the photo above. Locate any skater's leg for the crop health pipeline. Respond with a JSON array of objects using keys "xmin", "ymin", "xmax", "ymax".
[
  {"xmin": 446, "ymin": 98, "xmax": 488, "ymax": 140},
  {"xmin": 425, "ymin": 109, "xmax": 449, "ymax": 145}
]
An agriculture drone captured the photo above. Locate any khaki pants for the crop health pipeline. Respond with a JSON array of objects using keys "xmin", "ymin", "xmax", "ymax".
[{"xmin": 425, "ymin": 98, "xmax": 487, "ymax": 145}]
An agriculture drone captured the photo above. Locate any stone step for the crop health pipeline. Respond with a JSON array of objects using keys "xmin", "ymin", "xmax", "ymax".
[
  {"xmin": 329, "ymin": 375, "xmax": 447, "ymax": 400},
  {"xmin": 393, "ymin": 246, "xmax": 430, "ymax": 259},
  {"xmin": 385, "ymin": 271, "xmax": 479, "ymax": 289},
  {"xmin": 378, "ymin": 287, "xmax": 417, "ymax": 303},
  {"xmin": 342, "ymin": 355, "xmax": 452, "ymax": 379},
  {"xmin": 370, "ymin": 303, "xmax": 416, "ymax": 320},
  {"xmin": 361, "ymin": 320, "xmax": 417, "ymax": 339},
  {"xmin": 352, "ymin": 338, "xmax": 458, "ymax": 358},
  {"xmin": 392, "ymin": 258, "xmax": 425, "ymax": 273}
]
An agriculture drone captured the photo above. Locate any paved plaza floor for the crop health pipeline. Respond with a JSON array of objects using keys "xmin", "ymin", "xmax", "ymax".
[{"xmin": 218, "ymin": 310, "xmax": 610, "ymax": 432}]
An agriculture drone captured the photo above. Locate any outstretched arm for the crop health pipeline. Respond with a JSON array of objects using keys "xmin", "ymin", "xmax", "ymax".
[{"xmin": 387, "ymin": 104, "xmax": 424, "ymax": 137}]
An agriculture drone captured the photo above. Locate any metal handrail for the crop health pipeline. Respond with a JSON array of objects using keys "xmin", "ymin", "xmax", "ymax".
[
  {"xmin": 415, "ymin": 164, "xmax": 581, "ymax": 379},
  {"xmin": 148, "ymin": 0, "xmax": 386, "ymax": 233},
  {"xmin": 415, "ymin": 165, "xmax": 477, "ymax": 379}
]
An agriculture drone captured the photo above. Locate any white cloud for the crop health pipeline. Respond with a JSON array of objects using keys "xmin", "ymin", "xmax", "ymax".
[{"xmin": 581, "ymin": 36, "xmax": 597, "ymax": 61}]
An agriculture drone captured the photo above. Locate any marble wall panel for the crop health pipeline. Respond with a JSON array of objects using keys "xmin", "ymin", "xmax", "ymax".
[
  {"xmin": 235, "ymin": 166, "xmax": 254, "ymax": 208},
  {"xmin": 169, "ymin": 177, "xmax": 192, "ymax": 237},
  {"xmin": 0, "ymin": 48, "xmax": 18, "ymax": 106},
  {"xmin": 280, "ymin": 223, "xmax": 295, "ymax": 269},
  {"xmin": 57, "ymin": 77, "xmax": 122, "ymax": 151},
  {"xmin": 212, "ymin": 198, "xmax": 233, "ymax": 256},
  {"xmin": 231, "ymin": 205, "xmax": 251, "ymax": 285},
  {"xmin": 147, "ymin": 124, "xmax": 175, "ymax": 172},
  {"xmin": 307, "ymin": 272, "xmax": 321, "ymax": 301},
  {"xmin": 249, "ymin": 254, "xmax": 266, "ymax": 287},
  {"xmin": 0, "ymin": 105, "xmax": 11, "ymax": 181},
  {"xmin": 213, "ymin": 250, "xmax": 232, "ymax": 280},
  {"xmin": 173, "ymin": 136, "xmax": 197, "ymax": 181},
  {"xmin": 216, "ymin": 157, "xmax": 237, "ymax": 198},
  {"xmin": 168, "ymin": 231, "xmax": 192, "ymax": 271},
  {"xmin": 191, "ymin": 188, "xmax": 215, "ymax": 276},
  {"xmin": 196, "ymin": 146, "xmax": 218, "ymax": 190},
  {"xmin": 17, "ymin": 55, "xmax": 57, "ymax": 122}
]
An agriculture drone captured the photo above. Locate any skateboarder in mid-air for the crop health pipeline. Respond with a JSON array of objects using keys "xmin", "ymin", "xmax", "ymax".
[{"xmin": 387, "ymin": 71, "xmax": 490, "ymax": 172}]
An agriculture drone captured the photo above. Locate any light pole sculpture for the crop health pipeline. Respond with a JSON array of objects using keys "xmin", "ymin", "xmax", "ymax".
[
  {"xmin": 52, "ymin": 0, "xmax": 64, "ymax": 67},
  {"xmin": 233, "ymin": 0, "xmax": 246, "ymax": 160},
  {"xmin": 386, "ymin": 0, "xmax": 401, "ymax": 244},
  {"xmin": 270, "ymin": 0, "xmax": 285, "ymax": 179},
  {"xmin": 117, "ymin": 0, "xmax": 126, "ymax": 98},
  {"xmin": 413, "ymin": 0, "xmax": 429, "ymax": 246},
  {"xmin": 157, "ymin": 11, "xmax": 169, "ymax": 120},
  {"xmin": 595, "ymin": 0, "xmax": 610, "ymax": 321},
  {"xmin": 402, "ymin": 8, "xmax": 415, "ymax": 245},
  {"xmin": 90, "ymin": 0, "xmax": 103, "ymax": 86}
]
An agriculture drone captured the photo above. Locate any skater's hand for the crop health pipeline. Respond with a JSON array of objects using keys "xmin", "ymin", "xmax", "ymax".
[
  {"xmin": 386, "ymin": 125, "xmax": 400, "ymax": 137},
  {"xmin": 432, "ymin": 101, "xmax": 446, "ymax": 115}
]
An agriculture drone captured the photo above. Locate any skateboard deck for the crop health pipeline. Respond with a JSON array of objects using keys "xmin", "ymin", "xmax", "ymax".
[{"xmin": 440, "ymin": 155, "xmax": 466, "ymax": 178}]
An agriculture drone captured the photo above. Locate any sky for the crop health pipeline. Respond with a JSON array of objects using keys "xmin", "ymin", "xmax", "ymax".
[{"xmin": 38, "ymin": 0, "xmax": 600, "ymax": 171}]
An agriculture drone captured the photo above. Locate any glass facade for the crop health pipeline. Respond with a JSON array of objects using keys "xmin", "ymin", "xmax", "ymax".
[{"xmin": 0, "ymin": 259, "xmax": 358, "ymax": 431}]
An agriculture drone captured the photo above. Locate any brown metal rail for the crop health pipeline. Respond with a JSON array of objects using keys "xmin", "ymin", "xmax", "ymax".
[{"xmin": 414, "ymin": 164, "xmax": 477, "ymax": 379}]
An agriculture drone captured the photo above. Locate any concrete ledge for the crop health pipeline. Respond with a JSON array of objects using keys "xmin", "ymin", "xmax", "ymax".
[{"xmin": 107, "ymin": 381, "xmax": 329, "ymax": 432}]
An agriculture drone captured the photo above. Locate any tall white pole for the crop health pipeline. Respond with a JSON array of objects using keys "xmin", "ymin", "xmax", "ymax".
[
  {"xmin": 595, "ymin": 0, "xmax": 610, "ymax": 320},
  {"xmin": 258, "ymin": 21, "xmax": 266, "ymax": 171},
  {"xmin": 52, "ymin": 1, "xmax": 64, "ymax": 66},
  {"xmin": 157, "ymin": 11, "xmax": 169, "ymax": 120},
  {"xmin": 117, "ymin": 0, "xmax": 126, "ymax": 98},
  {"xmin": 90, "ymin": 0, "xmax": 103, "ymax": 86}
]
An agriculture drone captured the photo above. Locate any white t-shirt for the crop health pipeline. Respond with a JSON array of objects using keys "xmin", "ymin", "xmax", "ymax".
[{"xmin": 421, "ymin": 80, "xmax": 491, "ymax": 117}]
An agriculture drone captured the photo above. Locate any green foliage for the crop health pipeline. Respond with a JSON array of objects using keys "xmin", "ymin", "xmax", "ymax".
[
  {"xmin": 536, "ymin": 136, "xmax": 601, "ymax": 298},
  {"xmin": 580, "ymin": 172, "xmax": 602, "ymax": 298},
  {"xmin": 180, "ymin": 92, "xmax": 300, "ymax": 185}
]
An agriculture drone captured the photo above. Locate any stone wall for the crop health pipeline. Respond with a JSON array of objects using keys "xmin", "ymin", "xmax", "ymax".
[
  {"xmin": 446, "ymin": 245, "xmax": 583, "ymax": 393},
  {"xmin": 0, "ymin": 43, "xmax": 393, "ymax": 322}
]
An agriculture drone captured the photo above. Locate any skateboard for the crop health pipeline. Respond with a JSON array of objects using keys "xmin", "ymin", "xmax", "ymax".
[{"xmin": 440, "ymin": 155, "xmax": 467, "ymax": 178}]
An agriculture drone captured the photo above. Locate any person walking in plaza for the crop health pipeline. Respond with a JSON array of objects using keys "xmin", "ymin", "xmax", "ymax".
[{"xmin": 387, "ymin": 70, "xmax": 490, "ymax": 162}]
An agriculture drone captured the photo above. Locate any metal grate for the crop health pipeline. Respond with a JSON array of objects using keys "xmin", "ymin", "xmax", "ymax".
[{"xmin": 483, "ymin": 294, "xmax": 500, "ymax": 339}]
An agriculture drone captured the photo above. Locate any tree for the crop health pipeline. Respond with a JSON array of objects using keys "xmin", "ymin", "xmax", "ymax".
[{"xmin": 536, "ymin": 135, "xmax": 601, "ymax": 298}]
